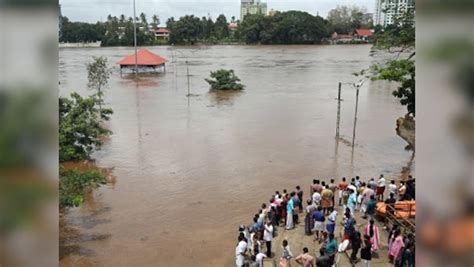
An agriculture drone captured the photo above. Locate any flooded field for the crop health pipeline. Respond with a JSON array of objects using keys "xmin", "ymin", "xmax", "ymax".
[{"xmin": 59, "ymin": 45, "xmax": 412, "ymax": 266}]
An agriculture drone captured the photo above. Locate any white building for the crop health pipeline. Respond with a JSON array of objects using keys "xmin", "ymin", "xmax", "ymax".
[
  {"xmin": 240, "ymin": 0, "xmax": 267, "ymax": 21},
  {"xmin": 375, "ymin": 0, "xmax": 414, "ymax": 27}
]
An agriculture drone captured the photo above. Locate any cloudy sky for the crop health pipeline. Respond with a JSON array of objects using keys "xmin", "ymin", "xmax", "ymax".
[{"xmin": 60, "ymin": 0, "xmax": 374, "ymax": 24}]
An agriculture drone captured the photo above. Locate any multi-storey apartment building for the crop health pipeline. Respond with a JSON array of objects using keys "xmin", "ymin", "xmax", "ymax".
[
  {"xmin": 240, "ymin": 0, "xmax": 267, "ymax": 21},
  {"xmin": 374, "ymin": 0, "xmax": 414, "ymax": 26}
]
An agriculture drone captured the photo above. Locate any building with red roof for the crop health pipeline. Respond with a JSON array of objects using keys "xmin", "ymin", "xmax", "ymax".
[
  {"xmin": 354, "ymin": 29, "xmax": 374, "ymax": 41},
  {"xmin": 155, "ymin": 27, "xmax": 170, "ymax": 41},
  {"xmin": 117, "ymin": 48, "xmax": 168, "ymax": 73},
  {"xmin": 331, "ymin": 32, "xmax": 354, "ymax": 43}
]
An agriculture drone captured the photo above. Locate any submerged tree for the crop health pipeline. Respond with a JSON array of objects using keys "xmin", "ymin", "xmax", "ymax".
[
  {"xmin": 59, "ymin": 93, "xmax": 113, "ymax": 162},
  {"xmin": 59, "ymin": 167, "xmax": 107, "ymax": 208},
  {"xmin": 205, "ymin": 69, "xmax": 244, "ymax": 90},
  {"xmin": 87, "ymin": 56, "xmax": 111, "ymax": 115}
]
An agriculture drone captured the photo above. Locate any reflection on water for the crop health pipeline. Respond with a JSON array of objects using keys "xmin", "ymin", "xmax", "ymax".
[
  {"xmin": 59, "ymin": 45, "xmax": 412, "ymax": 267},
  {"xmin": 208, "ymin": 89, "xmax": 243, "ymax": 106}
]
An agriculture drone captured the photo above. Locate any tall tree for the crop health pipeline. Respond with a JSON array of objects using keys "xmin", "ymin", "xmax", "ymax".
[
  {"xmin": 371, "ymin": 9, "xmax": 415, "ymax": 116},
  {"xmin": 87, "ymin": 57, "xmax": 111, "ymax": 115},
  {"xmin": 139, "ymin": 12, "xmax": 148, "ymax": 27},
  {"xmin": 214, "ymin": 14, "xmax": 230, "ymax": 39},
  {"xmin": 151, "ymin": 14, "xmax": 160, "ymax": 29},
  {"xmin": 59, "ymin": 93, "xmax": 112, "ymax": 162}
]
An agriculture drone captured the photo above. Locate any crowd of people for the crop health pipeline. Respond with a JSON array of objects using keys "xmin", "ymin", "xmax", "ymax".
[{"xmin": 235, "ymin": 175, "xmax": 416, "ymax": 267}]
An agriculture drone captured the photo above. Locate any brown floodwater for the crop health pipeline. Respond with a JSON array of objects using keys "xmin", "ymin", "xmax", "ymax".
[{"xmin": 59, "ymin": 45, "xmax": 413, "ymax": 266}]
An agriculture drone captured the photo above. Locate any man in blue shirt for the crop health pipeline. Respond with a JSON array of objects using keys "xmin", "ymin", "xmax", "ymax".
[
  {"xmin": 312, "ymin": 206, "xmax": 325, "ymax": 242},
  {"xmin": 285, "ymin": 193, "xmax": 295, "ymax": 230},
  {"xmin": 346, "ymin": 189, "xmax": 357, "ymax": 216}
]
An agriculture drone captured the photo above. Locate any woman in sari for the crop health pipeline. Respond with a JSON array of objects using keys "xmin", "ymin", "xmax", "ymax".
[
  {"xmin": 388, "ymin": 229, "xmax": 405, "ymax": 264},
  {"xmin": 304, "ymin": 199, "xmax": 316, "ymax": 235},
  {"xmin": 364, "ymin": 219, "xmax": 380, "ymax": 253}
]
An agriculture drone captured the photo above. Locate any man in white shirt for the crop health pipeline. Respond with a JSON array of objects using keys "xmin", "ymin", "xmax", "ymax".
[
  {"xmin": 255, "ymin": 250, "xmax": 267, "ymax": 267},
  {"xmin": 312, "ymin": 191, "xmax": 321, "ymax": 206},
  {"xmin": 235, "ymin": 235, "xmax": 247, "ymax": 267},
  {"xmin": 263, "ymin": 220, "xmax": 274, "ymax": 257},
  {"xmin": 376, "ymin": 174, "xmax": 386, "ymax": 201},
  {"xmin": 388, "ymin": 180, "xmax": 398, "ymax": 197}
]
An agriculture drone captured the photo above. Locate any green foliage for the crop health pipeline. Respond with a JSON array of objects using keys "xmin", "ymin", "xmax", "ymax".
[
  {"xmin": 168, "ymin": 15, "xmax": 202, "ymax": 44},
  {"xmin": 205, "ymin": 69, "xmax": 244, "ymax": 90},
  {"xmin": 87, "ymin": 56, "xmax": 111, "ymax": 114},
  {"xmin": 238, "ymin": 11, "xmax": 329, "ymax": 44},
  {"xmin": 372, "ymin": 60, "xmax": 415, "ymax": 115},
  {"xmin": 59, "ymin": 167, "xmax": 107, "ymax": 208},
  {"xmin": 371, "ymin": 9, "xmax": 415, "ymax": 116},
  {"xmin": 59, "ymin": 93, "xmax": 112, "ymax": 162},
  {"xmin": 59, "ymin": 16, "xmax": 105, "ymax": 43},
  {"xmin": 59, "ymin": 14, "xmax": 158, "ymax": 46}
]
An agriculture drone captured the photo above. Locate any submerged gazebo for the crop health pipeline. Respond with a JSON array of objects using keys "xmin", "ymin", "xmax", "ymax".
[{"xmin": 117, "ymin": 48, "xmax": 168, "ymax": 73}]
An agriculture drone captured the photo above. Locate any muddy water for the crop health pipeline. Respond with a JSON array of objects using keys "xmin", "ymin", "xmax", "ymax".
[{"xmin": 59, "ymin": 45, "xmax": 412, "ymax": 266}]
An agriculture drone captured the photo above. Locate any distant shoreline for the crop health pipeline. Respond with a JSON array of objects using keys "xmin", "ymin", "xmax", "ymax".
[{"xmin": 58, "ymin": 42, "xmax": 372, "ymax": 48}]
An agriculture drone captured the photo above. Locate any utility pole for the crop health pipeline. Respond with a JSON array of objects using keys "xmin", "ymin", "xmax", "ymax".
[
  {"xmin": 186, "ymin": 60, "xmax": 190, "ymax": 96},
  {"xmin": 351, "ymin": 80, "xmax": 364, "ymax": 148},
  {"xmin": 336, "ymin": 82, "xmax": 342, "ymax": 138},
  {"xmin": 133, "ymin": 0, "xmax": 138, "ymax": 78}
]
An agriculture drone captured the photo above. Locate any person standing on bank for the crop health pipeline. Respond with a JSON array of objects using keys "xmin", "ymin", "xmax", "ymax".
[
  {"xmin": 264, "ymin": 220, "xmax": 274, "ymax": 257},
  {"xmin": 312, "ymin": 206, "xmax": 326, "ymax": 243},
  {"xmin": 376, "ymin": 174, "xmax": 386, "ymax": 201},
  {"xmin": 286, "ymin": 193, "xmax": 295, "ymax": 230},
  {"xmin": 321, "ymin": 186, "xmax": 333, "ymax": 215},
  {"xmin": 350, "ymin": 230, "xmax": 362, "ymax": 264},
  {"xmin": 338, "ymin": 177, "xmax": 348, "ymax": 206},
  {"xmin": 295, "ymin": 247, "xmax": 314, "ymax": 267},
  {"xmin": 291, "ymin": 192, "xmax": 300, "ymax": 225},
  {"xmin": 296, "ymin": 185, "xmax": 304, "ymax": 212},
  {"xmin": 280, "ymin": 240, "xmax": 293, "ymax": 267},
  {"xmin": 235, "ymin": 235, "xmax": 248, "ymax": 267},
  {"xmin": 328, "ymin": 179, "xmax": 338, "ymax": 212},
  {"xmin": 361, "ymin": 235, "xmax": 372, "ymax": 267}
]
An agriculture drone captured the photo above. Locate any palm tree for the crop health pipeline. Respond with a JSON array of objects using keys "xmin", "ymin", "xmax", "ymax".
[
  {"xmin": 140, "ymin": 12, "xmax": 147, "ymax": 27},
  {"xmin": 152, "ymin": 15, "xmax": 159, "ymax": 27}
]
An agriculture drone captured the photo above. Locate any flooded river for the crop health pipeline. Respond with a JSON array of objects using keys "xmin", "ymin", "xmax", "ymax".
[{"xmin": 59, "ymin": 45, "xmax": 412, "ymax": 266}]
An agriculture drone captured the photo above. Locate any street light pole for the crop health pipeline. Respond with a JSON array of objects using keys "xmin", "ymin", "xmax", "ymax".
[
  {"xmin": 186, "ymin": 60, "xmax": 190, "ymax": 96},
  {"xmin": 336, "ymin": 82, "xmax": 342, "ymax": 138},
  {"xmin": 133, "ymin": 0, "xmax": 138, "ymax": 78},
  {"xmin": 351, "ymin": 80, "xmax": 365, "ymax": 148}
]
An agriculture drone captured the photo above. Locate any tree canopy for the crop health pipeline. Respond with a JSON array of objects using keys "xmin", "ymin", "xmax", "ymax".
[
  {"xmin": 205, "ymin": 69, "xmax": 244, "ymax": 90},
  {"xmin": 371, "ymin": 9, "xmax": 415, "ymax": 116},
  {"xmin": 238, "ymin": 11, "xmax": 329, "ymax": 44},
  {"xmin": 59, "ymin": 93, "xmax": 113, "ymax": 162}
]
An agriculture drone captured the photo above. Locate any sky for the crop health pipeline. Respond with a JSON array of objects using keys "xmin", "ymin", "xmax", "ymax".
[{"xmin": 59, "ymin": 0, "xmax": 375, "ymax": 24}]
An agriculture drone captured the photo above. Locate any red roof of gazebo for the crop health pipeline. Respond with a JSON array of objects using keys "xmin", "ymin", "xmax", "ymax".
[
  {"xmin": 117, "ymin": 49, "xmax": 168, "ymax": 66},
  {"xmin": 355, "ymin": 29, "xmax": 373, "ymax": 37}
]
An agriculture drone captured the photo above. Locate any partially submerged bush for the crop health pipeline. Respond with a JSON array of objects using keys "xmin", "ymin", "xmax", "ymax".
[
  {"xmin": 205, "ymin": 69, "xmax": 244, "ymax": 90},
  {"xmin": 59, "ymin": 167, "xmax": 107, "ymax": 208}
]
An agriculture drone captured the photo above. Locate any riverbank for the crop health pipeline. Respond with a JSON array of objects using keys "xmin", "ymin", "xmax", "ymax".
[
  {"xmin": 59, "ymin": 42, "xmax": 101, "ymax": 48},
  {"xmin": 396, "ymin": 115, "xmax": 415, "ymax": 150},
  {"xmin": 268, "ymin": 197, "xmax": 392, "ymax": 266}
]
